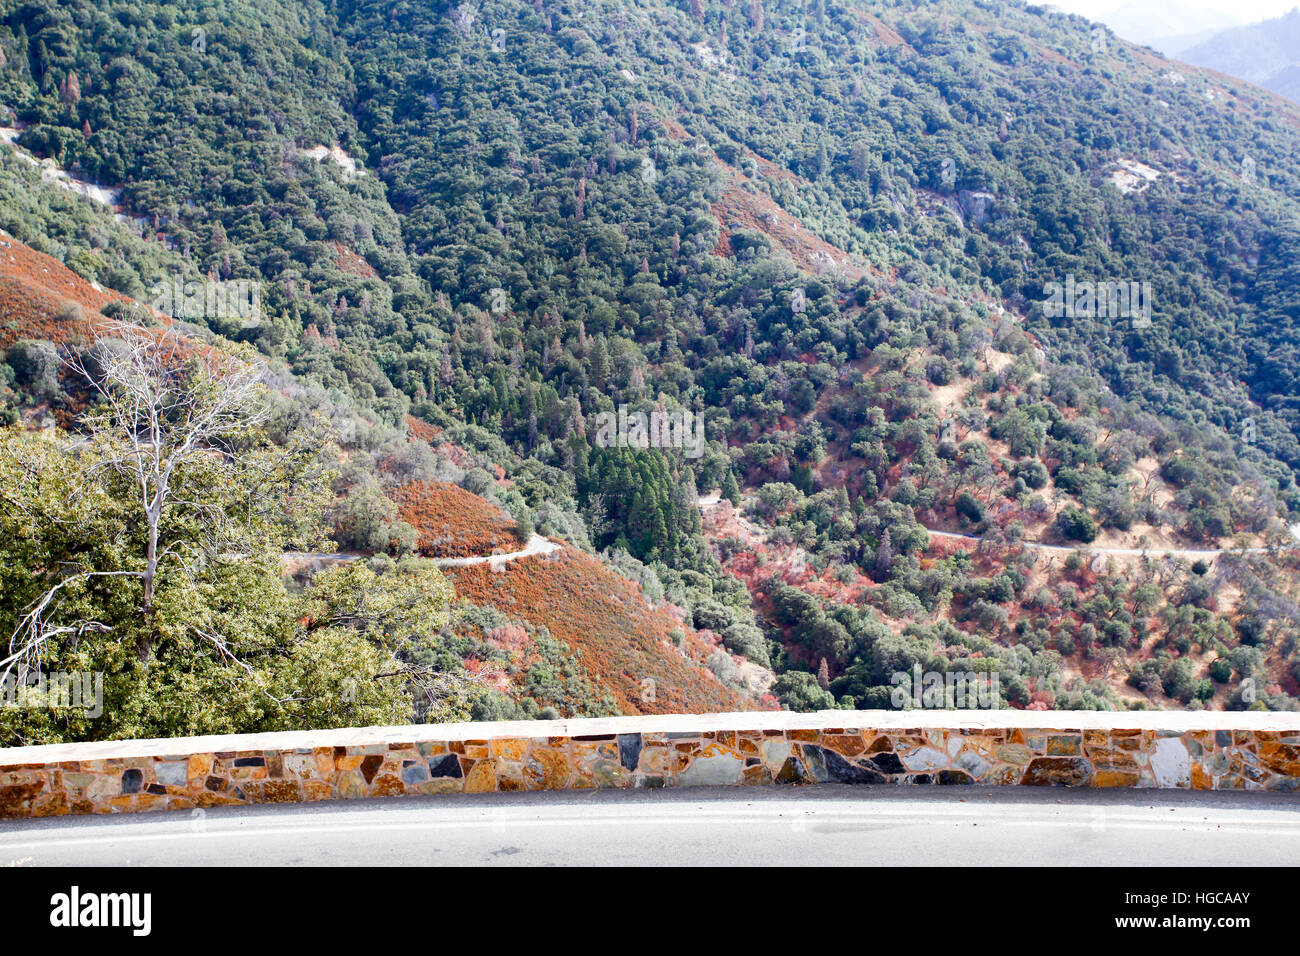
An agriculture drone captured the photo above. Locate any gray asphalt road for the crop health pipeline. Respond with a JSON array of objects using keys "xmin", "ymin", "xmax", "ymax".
[{"xmin": 3, "ymin": 786, "xmax": 1298, "ymax": 866}]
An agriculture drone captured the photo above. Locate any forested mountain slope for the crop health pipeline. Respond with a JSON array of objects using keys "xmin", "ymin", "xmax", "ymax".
[{"xmin": 2, "ymin": 0, "xmax": 1300, "ymax": 730}]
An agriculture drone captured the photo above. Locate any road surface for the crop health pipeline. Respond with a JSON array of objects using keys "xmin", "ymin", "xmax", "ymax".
[
  {"xmin": 921, "ymin": 528, "xmax": 1279, "ymax": 560},
  {"xmin": 699, "ymin": 495, "xmax": 1291, "ymax": 560},
  {"xmin": 283, "ymin": 534, "xmax": 561, "ymax": 571},
  {"xmin": 431, "ymin": 533, "xmax": 560, "ymax": 568},
  {"xmin": 3, "ymin": 786, "xmax": 1298, "ymax": 866}
]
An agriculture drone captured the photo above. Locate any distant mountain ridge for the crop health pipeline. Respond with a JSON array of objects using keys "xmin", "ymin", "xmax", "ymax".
[
  {"xmin": 1084, "ymin": 0, "xmax": 1243, "ymax": 55},
  {"xmin": 1178, "ymin": 8, "xmax": 1300, "ymax": 101}
]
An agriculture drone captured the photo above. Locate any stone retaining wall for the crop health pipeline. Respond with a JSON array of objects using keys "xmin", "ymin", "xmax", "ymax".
[{"xmin": 2, "ymin": 710, "xmax": 1299, "ymax": 818}]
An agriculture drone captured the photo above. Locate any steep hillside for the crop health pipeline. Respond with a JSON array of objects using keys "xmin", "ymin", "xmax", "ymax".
[
  {"xmin": 0, "ymin": 227, "xmax": 131, "ymax": 347},
  {"xmin": 444, "ymin": 546, "xmax": 769, "ymax": 714},
  {"xmin": 392, "ymin": 479, "xmax": 525, "ymax": 558},
  {"xmin": 2, "ymin": 0, "xmax": 1300, "ymax": 723},
  {"xmin": 0, "ymin": 222, "xmax": 763, "ymax": 732}
]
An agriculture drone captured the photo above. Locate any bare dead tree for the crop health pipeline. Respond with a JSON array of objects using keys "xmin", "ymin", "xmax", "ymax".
[
  {"xmin": 71, "ymin": 322, "xmax": 268, "ymax": 619},
  {"xmin": 4, "ymin": 321, "xmax": 269, "ymax": 677}
]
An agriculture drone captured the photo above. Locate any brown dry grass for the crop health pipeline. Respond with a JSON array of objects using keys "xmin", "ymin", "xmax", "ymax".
[
  {"xmin": 445, "ymin": 547, "xmax": 765, "ymax": 715},
  {"xmin": 392, "ymin": 480, "xmax": 523, "ymax": 558}
]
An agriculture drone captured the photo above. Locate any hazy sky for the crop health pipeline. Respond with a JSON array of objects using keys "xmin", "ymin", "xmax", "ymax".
[{"xmin": 1051, "ymin": 1, "xmax": 1298, "ymax": 24}]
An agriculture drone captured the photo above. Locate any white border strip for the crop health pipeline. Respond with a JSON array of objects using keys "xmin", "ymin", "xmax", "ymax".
[{"xmin": 4, "ymin": 708, "xmax": 1299, "ymax": 765}]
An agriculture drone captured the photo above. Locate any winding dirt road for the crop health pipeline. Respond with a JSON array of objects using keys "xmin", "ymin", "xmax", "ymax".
[
  {"xmin": 283, "ymin": 534, "xmax": 561, "ymax": 571},
  {"xmin": 431, "ymin": 534, "xmax": 561, "ymax": 567},
  {"xmin": 921, "ymin": 528, "xmax": 1280, "ymax": 561},
  {"xmin": 697, "ymin": 494, "xmax": 1290, "ymax": 561}
]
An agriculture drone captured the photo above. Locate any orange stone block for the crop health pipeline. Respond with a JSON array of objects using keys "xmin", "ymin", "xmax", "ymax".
[
  {"xmin": 193, "ymin": 791, "xmax": 247, "ymax": 808},
  {"xmin": 302, "ymin": 780, "xmax": 334, "ymax": 801},
  {"xmin": 1094, "ymin": 770, "xmax": 1140, "ymax": 788},
  {"xmin": 30, "ymin": 791, "xmax": 70, "ymax": 817},
  {"xmin": 108, "ymin": 793, "xmax": 168, "ymax": 813},
  {"xmin": 263, "ymin": 780, "xmax": 303, "ymax": 803},
  {"xmin": 1088, "ymin": 749, "xmax": 1138, "ymax": 772},
  {"xmin": 983, "ymin": 764, "xmax": 1022, "ymax": 786},
  {"xmin": 1258, "ymin": 742, "xmax": 1300, "ymax": 777},
  {"xmin": 1047, "ymin": 735, "xmax": 1082, "ymax": 756},
  {"xmin": 338, "ymin": 770, "xmax": 366, "ymax": 799},
  {"xmin": 369, "ymin": 774, "xmax": 406, "ymax": 798},
  {"xmin": 490, "ymin": 738, "xmax": 530, "ymax": 762},
  {"xmin": 410, "ymin": 778, "xmax": 463, "ymax": 796},
  {"xmin": 573, "ymin": 740, "xmax": 618, "ymax": 761},
  {"xmin": 524, "ymin": 748, "xmax": 571, "ymax": 790},
  {"xmin": 188, "ymin": 754, "xmax": 213, "ymax": 780},
  {"xmin": 638, "ymin": 747, "xmax": 674, "ymax": 776},
  {"xmin": 464, "ymin": 758, "xmax": 498, "ymax": 793},
  {"xmin": 822, "ymin": 734, "xmax": 866, "ymax": 757}
]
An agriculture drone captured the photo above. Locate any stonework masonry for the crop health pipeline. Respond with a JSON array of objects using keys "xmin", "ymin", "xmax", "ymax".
[{"xmin": 2, "ymin": 710, "xmax": 1299, "ymax": 818}]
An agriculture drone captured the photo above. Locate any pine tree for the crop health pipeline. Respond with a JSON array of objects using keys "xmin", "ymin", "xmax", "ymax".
[
  {"xmin": 721, "ymin": 468, "xmax": 740, "ymax": 506},
  {"xmin": 589, "ymin": 335, "xmax": 610, "ymax": 388},
  {"xmin": 850, "ymin": 142, "xmax": 870, "ymax": 180},
  {"xmin": 875, "ymin": 527, "xmax": 894, "ymax": 578},
  {"xmin": 60, "ymin": 72, "xmax": 80, "ymax": 105}
]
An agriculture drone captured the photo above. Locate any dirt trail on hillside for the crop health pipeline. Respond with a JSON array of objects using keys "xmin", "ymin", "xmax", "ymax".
[
  {"xmin": 923, "ymin": 528, "xmax": 1285, "ymax": 560},
  {"xmin": 698, "ymin": 495, "xmax": 1289, "ymax": 561},
  {"xmin": 282, "ymin": 534, "xmax": 561, "ymax": 572}
]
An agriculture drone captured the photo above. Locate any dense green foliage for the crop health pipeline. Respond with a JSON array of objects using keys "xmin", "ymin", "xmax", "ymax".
[
  {"xmin": 2, "ymin": 0, "xmax": 1300, "ymax": 720},
  {"xmin": 0, "ymin": 422, "xmax": 469, "ymax": 745}
]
